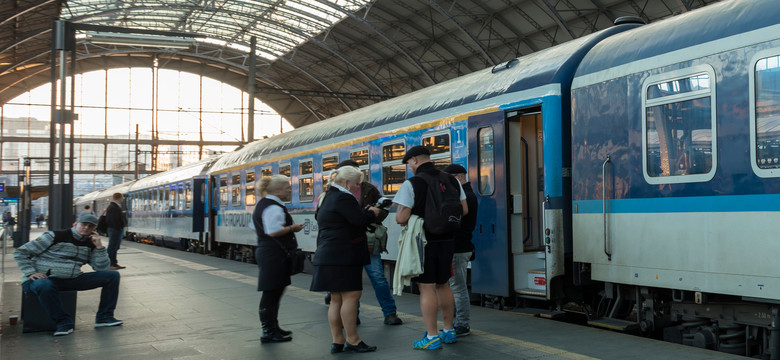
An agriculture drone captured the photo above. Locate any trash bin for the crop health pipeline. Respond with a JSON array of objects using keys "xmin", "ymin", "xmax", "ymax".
[{"xmin": 13, "ymin": 230, "xmax": 24, "ymax": 248}]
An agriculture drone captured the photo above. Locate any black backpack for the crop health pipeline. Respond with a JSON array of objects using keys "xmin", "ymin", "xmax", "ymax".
[{"xmin": 417, "ymin": 172, "xmax": 463, "ymax": 234}]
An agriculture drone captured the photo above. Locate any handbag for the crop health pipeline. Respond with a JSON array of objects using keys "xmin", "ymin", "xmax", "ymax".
[
  {"xmin": 365, "ymin": 223, "xmax": 388, "ymax": 256},
  {"xmin": 270, "ymin": 237, "xmax": 305, "ymax": 276}
]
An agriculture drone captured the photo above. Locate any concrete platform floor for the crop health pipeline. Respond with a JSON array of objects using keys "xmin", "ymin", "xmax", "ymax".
[{"xmin": 0, "ymin": 230, "xmax": 741, "ymax": 359}]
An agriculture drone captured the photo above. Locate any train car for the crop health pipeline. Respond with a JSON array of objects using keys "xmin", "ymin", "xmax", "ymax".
[
  {"xmin": 205, "ymin": 19, "xmax": 643, "ymax": 299},
  {"xmin": 73, "ymin": 190, "xmax": 100, "ymax": 216},
  {"xmin": 570, "ymin": 0, "xmax": 780, "ymax": 355},
  {"xmin": 124, "ymin": 159, "xmax": 215, "ymax": 252}
]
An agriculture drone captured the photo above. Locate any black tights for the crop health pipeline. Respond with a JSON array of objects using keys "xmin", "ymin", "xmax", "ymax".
[{"xmin": 260, "ymin": 287, "xmax": 285, "ymax": 310}]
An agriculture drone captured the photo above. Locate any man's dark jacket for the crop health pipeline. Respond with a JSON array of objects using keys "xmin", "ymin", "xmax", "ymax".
[
  {"xmin": 105, "ymin": 202, "xmax": 126, "ymax": 230},
  {"xmin": 454, "ymin": 182, "xmax": 478, "ymax": 253}
]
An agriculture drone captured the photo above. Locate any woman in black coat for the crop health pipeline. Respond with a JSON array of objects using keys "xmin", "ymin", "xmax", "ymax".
[
  {"xmin": 311, "ymin": 165, "xmax": 381, "ymax": 353},
  {"xmin": 253, "ymin": 175, "xmax": 304, "ymax": 343}
]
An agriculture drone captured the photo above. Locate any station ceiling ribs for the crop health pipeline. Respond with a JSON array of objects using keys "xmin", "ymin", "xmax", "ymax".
[{"xmin": 1, "ymin": 0, "xmax": 721, "ymax": 130}]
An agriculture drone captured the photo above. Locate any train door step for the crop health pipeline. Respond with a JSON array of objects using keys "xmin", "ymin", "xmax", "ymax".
[
  {"xmin": 514, "ymin": 308, "xmax": 566, "ymax": 319},
  {"xmin": 587, "ymin": 317, "xmax": 639, "ymax": 332}
]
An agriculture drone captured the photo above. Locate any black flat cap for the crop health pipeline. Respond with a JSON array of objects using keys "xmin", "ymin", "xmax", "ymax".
[
  {"xmin": 402, "ymin": 145, "xmax": 431, "ymax": 164},
  {"xmin": 443, "ymin": 164, "xmax": 467, "ymax": 174},
  {"xmin": 336, "ymin": 159, "xmax": 360, "ymax": 169}
]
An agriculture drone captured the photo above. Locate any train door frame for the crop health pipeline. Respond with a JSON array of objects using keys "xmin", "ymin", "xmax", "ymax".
[{"xmin": 207, "ymin": 174, "xmax": 218, "ymax": 252}]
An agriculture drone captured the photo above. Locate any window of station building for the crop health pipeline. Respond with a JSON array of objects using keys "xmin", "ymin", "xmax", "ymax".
[
  {"xmin": 232, "ymin": 173, "xmax": 242, "ymax": 206},
  {"xmin": 382, "ymin": 141, "xmax": 406, "ymax": 195},
  {"xmin": 261, "ymin": 166, "xmax": 273, "ymax": 178},
  {"xmin": 642, "ymin": 66, "xmax": 716, "ymax": 184},
  {"xmin": 279, "ymin": 163, "xmax": 291, "ymax": 177},
  {"xmin": 478, "ymin": 127, "xmax": 496, "ymax": 195},
  {"xmin": 350, "ymin": 148, "xmax": 370, "ymax": 182},
  {"xmin": 246, "ymin": 171, "xmax": 256, "ymax": 205},
  {"xmin": 322, "ymin": 154, "xmax": 338, "ymax": 192},
  {"xmin": 185, "ymin": 184, "xmax": 192, "ymax": 210},
  {"xmin": 751, "ymin": 53, "xmax": 780, "ymax": 177},
  {"xmin": 219, "ymin": 176, "xmax": 229, "ymax": 207},
  {"xmin": 423, "ymin": 131, "xmax": 451, "ymax": 170},
  {"xmin": 299, "ymin": 159, "xmax": 314, "ymax": 202}
]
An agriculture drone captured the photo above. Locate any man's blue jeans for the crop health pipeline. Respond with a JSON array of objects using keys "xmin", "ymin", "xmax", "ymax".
[
  {"xmin": 107, "ymin": 227, "xmax": 123, "ymax": 267},
  {"xmin": 22, "ymin": 271, "xmax": 121, "ymax": 327},
  {"xmin": 364, "ymin": 253, "xmax": 397, "ymax": 317}
]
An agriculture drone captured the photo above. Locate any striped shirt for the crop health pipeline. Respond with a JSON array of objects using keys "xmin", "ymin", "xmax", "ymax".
[{"xmin": 13, "ymin": 228, "xmax": 110, "ymax": 283}]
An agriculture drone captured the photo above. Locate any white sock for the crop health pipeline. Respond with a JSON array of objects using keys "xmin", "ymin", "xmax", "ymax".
[
  {"xmin": 427, "ymin": 334, "xmax": 437, "ymax": 340},
  {"xmin": 443, "ymin": 328, "xmax": 454, "ymax": 332}
]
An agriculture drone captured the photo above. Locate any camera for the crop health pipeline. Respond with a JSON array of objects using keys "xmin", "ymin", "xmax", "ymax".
[{"xmin": 375, "ymin": 197, "xmax": 393, "ymax": 210}]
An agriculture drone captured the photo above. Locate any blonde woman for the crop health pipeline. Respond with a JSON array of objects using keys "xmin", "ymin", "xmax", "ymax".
[
  {"xmin": 311, "ymin": 166, "xmax": 381, "ymax": 353},
  {"xmin": 253, "ymin": 175, "xmax": 304, "ymax": 343}
]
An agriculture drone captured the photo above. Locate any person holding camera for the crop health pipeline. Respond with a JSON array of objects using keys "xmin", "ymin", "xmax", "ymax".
[
  {"xmin": 13, "ymin": 212, "xmax": 123, "ymax": 336},
  {"xmin": 311, "ymin": 165, "xmax": 381, "ymax": 353}
]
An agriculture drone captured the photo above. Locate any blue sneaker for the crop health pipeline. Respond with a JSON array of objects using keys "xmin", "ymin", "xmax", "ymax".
[
  {"xmin": 439, "ymin": 329, "xmax": 457, "ymax": 344},
  {"xmin": 413, "ymin": 332, "xmax": 442, "ymax": 350}
]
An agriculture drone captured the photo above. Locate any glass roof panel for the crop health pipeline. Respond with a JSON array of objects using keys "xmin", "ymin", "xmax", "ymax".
[{"xmin": 62, "ymin": 0, "xmax": 373, "ymax": 61}]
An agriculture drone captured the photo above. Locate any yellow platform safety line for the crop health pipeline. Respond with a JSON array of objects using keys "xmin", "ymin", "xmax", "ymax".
[{"xmin": 141, "ymin": 248, "xmax": 597, "ymax": 360}]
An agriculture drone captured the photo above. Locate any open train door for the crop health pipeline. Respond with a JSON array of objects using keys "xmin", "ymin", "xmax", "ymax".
[
  {"xmin": 468, "ymin": 111, "xmax": 510, "ymax": 298},
  {"xmin": 207, "ymin": 175, "xmax": 218, "ymax": 253}
]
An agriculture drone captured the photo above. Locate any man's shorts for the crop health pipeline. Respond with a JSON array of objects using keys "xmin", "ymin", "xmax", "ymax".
[{"xmin": 412, "ymin": 240, "xmax": 454, "ymax": 284}]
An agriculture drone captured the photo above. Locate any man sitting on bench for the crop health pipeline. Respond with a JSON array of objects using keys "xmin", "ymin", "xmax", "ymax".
[{"xmin": 13, "ymin": 212, "xmax": 123, "ymax": 336}]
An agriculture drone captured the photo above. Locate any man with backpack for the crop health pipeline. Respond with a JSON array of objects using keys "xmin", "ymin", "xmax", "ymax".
[
  {"xmin": 13, "ymin": 212, "xmax": 123, "ymax": 336},
  {"xmin": 393, "ymin": 145, "xmax": 468, "ymax": 350}
]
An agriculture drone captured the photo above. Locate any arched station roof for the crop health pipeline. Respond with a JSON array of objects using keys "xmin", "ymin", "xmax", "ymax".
[{"xmin": 0, "ymin": 0, "xmax": 720, "ymax": 129}]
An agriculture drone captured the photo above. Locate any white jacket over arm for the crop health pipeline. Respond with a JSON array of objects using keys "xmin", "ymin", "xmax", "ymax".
[{"xmin": 392, "ymin": 214, "xmax": 426, "ymax": 296}]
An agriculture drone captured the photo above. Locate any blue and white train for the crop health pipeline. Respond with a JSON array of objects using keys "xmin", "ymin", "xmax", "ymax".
[{"xmin": 75, "ymin": 0, "xmax": 780, "ymax": 356}]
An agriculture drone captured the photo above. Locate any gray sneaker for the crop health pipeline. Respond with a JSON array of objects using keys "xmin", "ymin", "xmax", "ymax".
[
  {"xmin": 53, "ymin": 325, "xmax": 74, "ymax": 336},
  {"xmin": 95, "ymin": 317, "xmax": 124, "ymax": 327},
  {"xmin": 454, "ymin": 326, "xmax": 470, "ymax": 336}
]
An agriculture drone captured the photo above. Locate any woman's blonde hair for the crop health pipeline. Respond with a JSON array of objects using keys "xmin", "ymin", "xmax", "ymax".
[
  {"xmin": 258, "ymin": 174, "xmax": 290, "ymax": 197},
  {"xmin": 319, "ymin": 166, "xmax": 363, "ymax": 206}
]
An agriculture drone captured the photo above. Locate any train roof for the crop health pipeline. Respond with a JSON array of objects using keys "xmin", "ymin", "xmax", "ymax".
[
  {"xmin": 573, "ymin": 0, "xmax": 779, "ymax": 86},
  {"xmin": 128, "ymin": 157, "xmax": 220, "ymax": 191},
  {"xmin": 95, "ymin": 181, "xmax": 135, "ymax": 199},
  {"xmin": 74, "ymin": 190, "xmax": 101, "ymax": 204},
  {"xmin": 211, "ymin": 22, "xmax": 639, "ymax": 174}
]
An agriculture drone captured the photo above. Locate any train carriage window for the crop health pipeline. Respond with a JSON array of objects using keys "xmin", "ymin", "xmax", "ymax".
[
  {"xmin": 185, "ymin": 184, "xmax": 192, "ymax": 210},
  {"xmin": 350, "ymin": 148, "xmax": 370, "ymax": 181},
  {"xmin": 261, "ymin": 166, "xmax": 273, "ymax": 178},
  {"xmin": 299, "ymin": 159, "xmax": 314, "ymax": 202},
  {"xmin": 163, "ymin": 187, "xmax": 169, "ymax": 211},
  {"xmin": 642, "ymin": 66, "xmax": 717, "ymax": 184},
  {"xmin": 478, "ymin": 127, "xmax": 496, "ymax": 195},
  {"xmin": 246, "ymin": 171, "xmax": 256, "ymax": 205},
  {"xmin": 751, "ymin": 53, "xmax": 780, "ymax": 176},
  {"xmin": 423, "ymin": 131, "xmax": 452, "ymax": 170},
  {"xmin": 178, "ymin": 185, "xmax": 184, "ymax": 210},
  {"xmin": 322, "ymin": 154, "xmax": 338, "ymax": 192},
  {"xmin": 279, "ymin": 163, "xmax": 291, "ymax": 177},
  {"xmin": 382, "ymin": 141, "xmax": 406, "ymax": 195},
  {"xmin": 169, "ymin": 187, "xmax": 176, "ymax": 210},
  {"xmin": 231, "ymin": 174, "xmax": 242, "ymax": 206},
  {"xmin": 219, "ymin": 176, "xmax": 228, "ymax": 206}
]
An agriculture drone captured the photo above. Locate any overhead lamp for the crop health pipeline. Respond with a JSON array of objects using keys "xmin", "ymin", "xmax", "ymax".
[{"xmin": 85, "ymin": 32, "xmax": 195, "ymax": 49}]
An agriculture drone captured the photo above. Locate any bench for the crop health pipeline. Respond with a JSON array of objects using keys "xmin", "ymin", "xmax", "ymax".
[{"xmin": 21, "ymin": 290, "xmax": 77, "ymax": 333}]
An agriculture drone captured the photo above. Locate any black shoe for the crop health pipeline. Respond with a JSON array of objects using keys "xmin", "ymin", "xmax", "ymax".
[
  {"xmin": 260, "ymin": 307, "xmax": 292, "ymax": 343},
  {"xmin": 331, "ymin": 343, "xmax": 345, "ymax": 353},
  {"xmin": 384, "ymin": 313, "xmax": 403, "ymax": 325},
  {"xmin": 344, "ymin": 341, "xmax": 377, "ymax": 353},
  {"xmin": 277, "ymin": 326, "xmax": 292, "ymax": 337},
  {"xmin": 324, "ymin": 293, "xmax": 331, "ymax": 305}
]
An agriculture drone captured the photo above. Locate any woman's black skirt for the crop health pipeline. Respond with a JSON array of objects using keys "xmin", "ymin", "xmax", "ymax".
[{"xmin": 310, "ymin": 264, "xmax": 363, "ymax": 292}]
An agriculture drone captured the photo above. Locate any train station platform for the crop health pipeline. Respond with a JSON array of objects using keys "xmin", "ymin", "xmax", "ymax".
[{"xmin": 0, "ymin": 229, "xmax": 741, "ymax": 359}]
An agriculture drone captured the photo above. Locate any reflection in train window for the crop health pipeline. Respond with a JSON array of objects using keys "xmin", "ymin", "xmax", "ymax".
[
  {"xmin": 246, "ymin": 171, "xmax": 256, "ymax": 205},
  {"xmin": 261, "ymin": 167, "xmax": 273, "ymax": 178},
  {"xmin": 219, "ymin": 176, "xmax": 228, "ymax": 206},
  {"xmin": 232, "ymin": 174, "xmax": 242, "ymax": 206},
  {"xmin": 478, "ymin": 127, "xmax": 495, "ymax": 195},
  {"xmin": 322, "ymin": 154, "xmax": 338, "ymax": 192},
  {"xmin": 423, "ymin": 131, "xmax": 451, "ymax": 170},
  {"xmin": 382, "ymin": 141, "xmax": 405, "ymax": 195},
  {"xmin": 185, "ymin": 184, "xmax": 192, "ymax": 210},
  {"xmin": 169, "ymin": 187, "xmax": 176, "ymax": 210},
  {"xmin": 644, "ymin": 68, "xmax": 716, "ymax": 183},
  {"xmin": 350, "ymin": 148, "xmax": 369, "ymax": 181},
  {"xmin": 279, "ymin": 163, "xmax": 291, "ymax": 177},
  {"xmin": 299, "ymin": 159, "xmax": 314, "ymax": 202},
  {"xmin": 178, "ymin": 185, "xmax": 184, "ymax": 210},
  {"xmin": 755, "ymin": 55, "xmax": 780, "ymax": 170},
  {"xmin": 162, "ymin": 187, "xmax": 169, "ymax": 211}
]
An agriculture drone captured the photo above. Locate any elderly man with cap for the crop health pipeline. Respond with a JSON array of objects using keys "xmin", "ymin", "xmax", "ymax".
[
  {"xmin": 443, "ymin": 164, "xmax": 478, "ymax": 336},
  {"xmin": 14, "ymin": 212, "xmax": 123, "ymax": 336},
  {"xmin": 393, "ymin": 145, "xmax": 468, "ymax": 350}
]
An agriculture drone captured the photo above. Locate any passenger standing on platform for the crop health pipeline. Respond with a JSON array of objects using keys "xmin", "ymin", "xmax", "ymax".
[
  {"xmin": 311, "ymin": 165, "xmax": 381, "ymax": 353},
  {"xmin": 443, "ymin": 164, "xmax": 478, "ymax": 336},
  {"xmin": 106, "ymin": 193, "xmax": 127, "ymax": 270},
  {"xmin": 84, "ymin": 204, "xmax": 94, "ymax": 214},
  {"xmin": 393, "ymin": 146, "xmax": 468, "ymax": 350},
  {"xmin": 253, "ymin": 175, "xmax": 302, "ymax": 344},
  {"xmin": 4, "ymin": 211, "xmax": 16, "ymax": 242},
  {"xmin": 13, "ymin": 212, "xmax": 123, "ymax": 336},
  {"xmin": 333, "ymin": 160, "xmax": 403, "ymax": 326},
  {"xmin": 35, "ymin": 213, "xmax": 43, "ymax": 228}
]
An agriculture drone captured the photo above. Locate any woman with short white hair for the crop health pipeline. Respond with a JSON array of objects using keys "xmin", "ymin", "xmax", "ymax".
[{"xmin": 311, "ymin": 166, "xmax": 381, "ymax": 353}]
